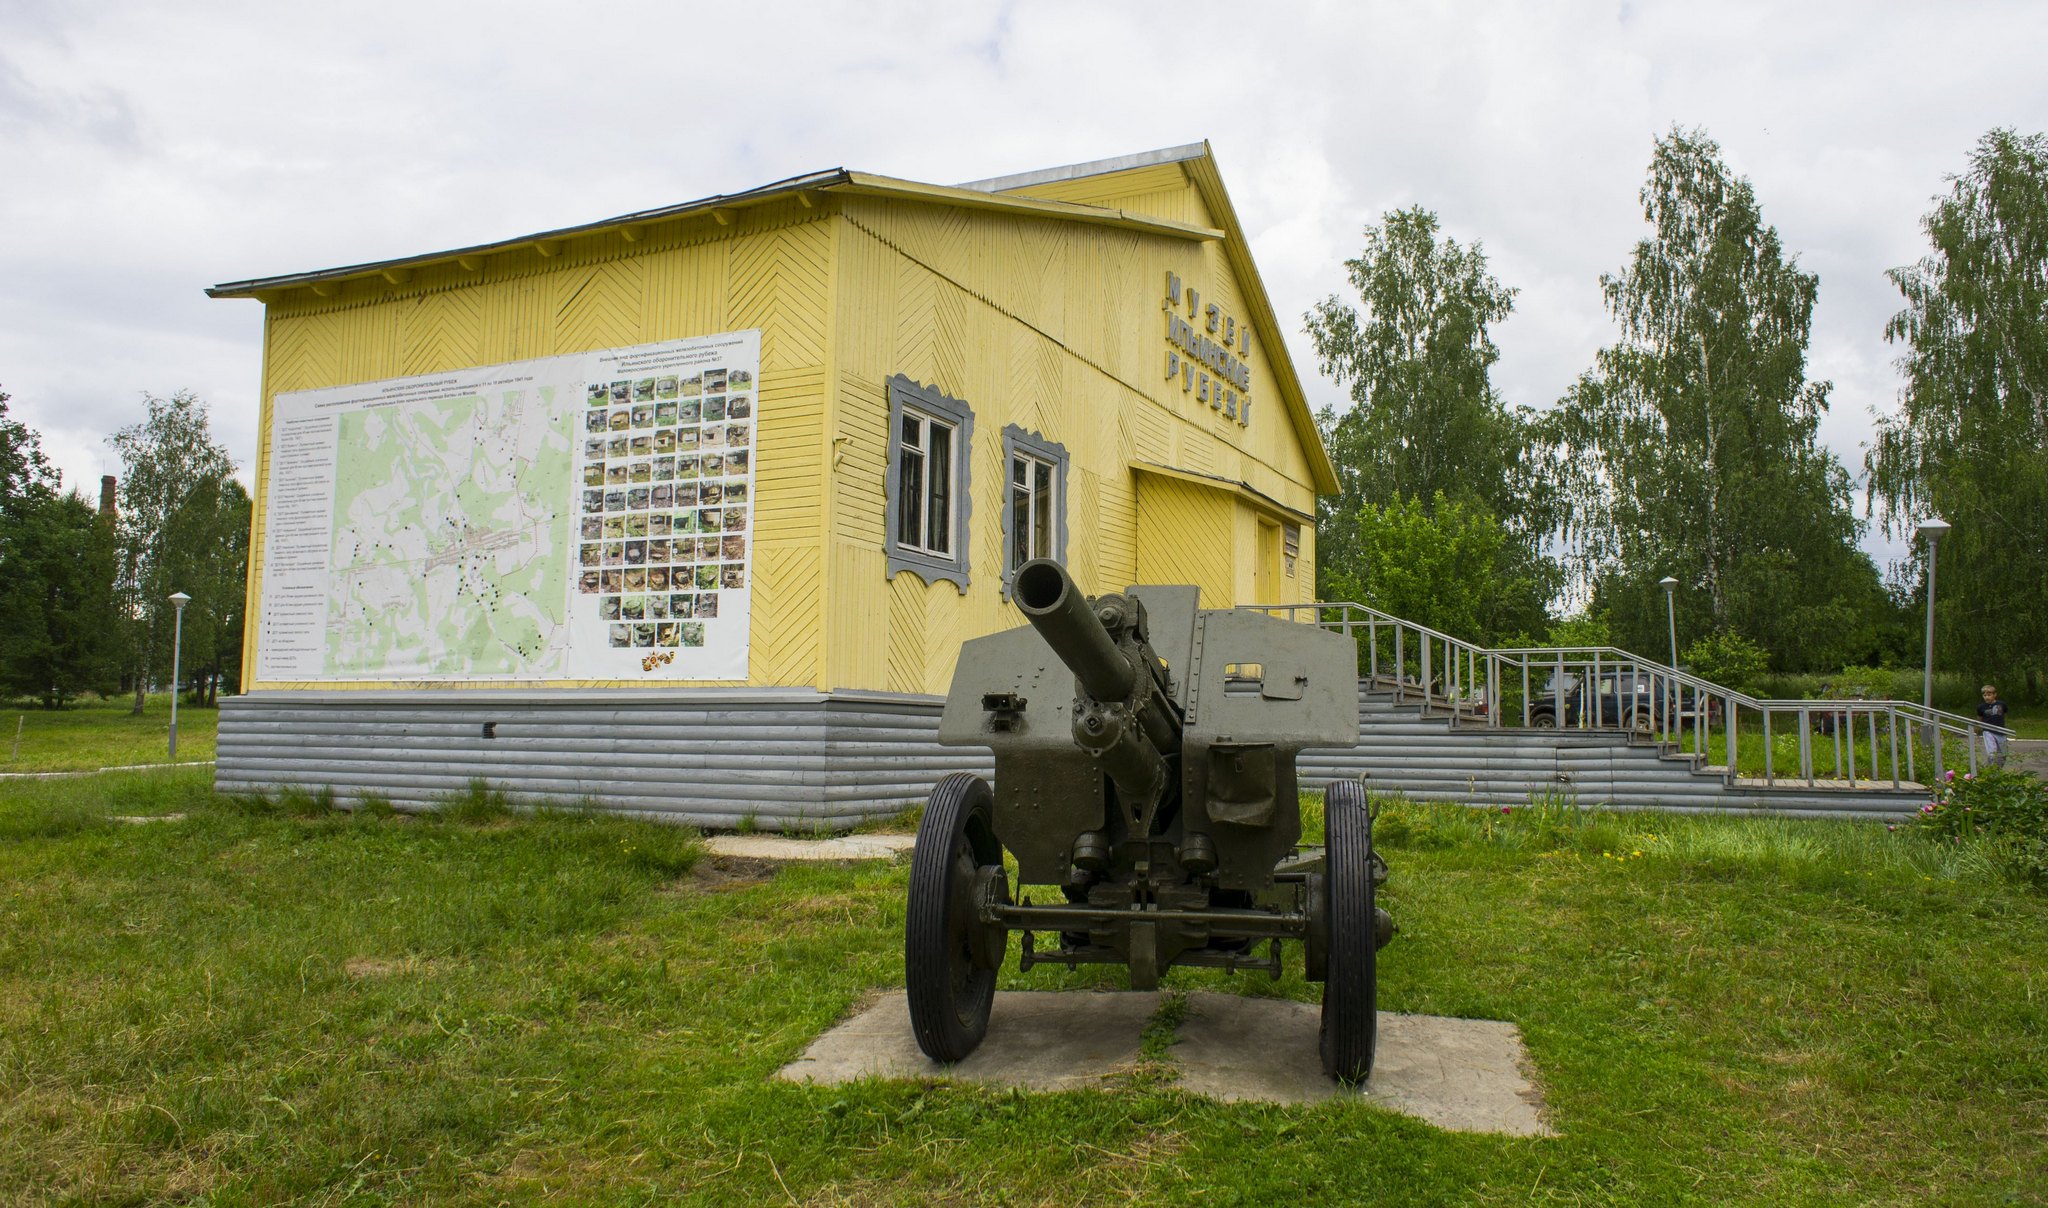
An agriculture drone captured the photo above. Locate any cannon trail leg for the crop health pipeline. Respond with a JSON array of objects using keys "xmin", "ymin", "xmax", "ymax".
[
  {"xmin": 1319, "ymin": 779, "xmax": 1378, "ymax": 1082},
  {"xmin": 907, "ymin": 773, "xmax": 1008, "ymax": 1063}
]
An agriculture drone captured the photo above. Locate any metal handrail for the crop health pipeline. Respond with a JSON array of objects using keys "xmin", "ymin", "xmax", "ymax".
[{"xmin": 1247, "ymin": 600, "xmax": 2011, "ymax": 791}]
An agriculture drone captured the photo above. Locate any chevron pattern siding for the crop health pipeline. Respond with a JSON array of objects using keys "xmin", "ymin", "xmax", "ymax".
[
  {"xmin": 397, "ymin": 288, "xmax": 485, "ymax": 378},
  {"xmin": 751, "ymin": 543, "xmax": 821, "ymax": 687},
  {"xmin": 1136, "ymin": 474, "xmax": 1234, "ymax": 607},
  {"xmin": 554, "ymin": 258, "xmax": 646, "ymax": 353},
  {"xmin": 733, "ymin": 221, "xmax": 831, "ymax": 371}
]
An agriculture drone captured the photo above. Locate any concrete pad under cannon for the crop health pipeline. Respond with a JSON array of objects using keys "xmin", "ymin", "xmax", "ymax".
[
  {"xmin": 705, "ymin": 833, "xmax": 916, "ymax": 861},
  {"xmin": 780, "ymin": 991, "xmax": 1163, "ymax": 1092},
  {"xmin": 1171, "ymin": 992, "xmax": 1553, "ymax": 1136},
  {"xmin": 778, "ymin": 990, "xmax": 1553, "ymax": 1136}
]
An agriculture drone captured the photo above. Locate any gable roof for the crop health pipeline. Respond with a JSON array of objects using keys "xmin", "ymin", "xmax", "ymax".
[
  {"xmin": 205, "ymin": 169, "xmax": 1219, "ymax": 300},
  {"xmin": 207, "ymin": 144, "xmax": 1336, "ymax": 494},
  {"xmin": 961, "ymin": 143, "xmax": 1337, "ymax": 495}
]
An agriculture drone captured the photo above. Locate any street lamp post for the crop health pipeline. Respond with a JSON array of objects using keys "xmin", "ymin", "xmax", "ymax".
[
  {"xmin": 168, "ymin": 592, "xmax": 191, "ymax": 761},
  {"xmin": 1659, "ymin": 576, "xmax": 1680, "ymax": 668}
]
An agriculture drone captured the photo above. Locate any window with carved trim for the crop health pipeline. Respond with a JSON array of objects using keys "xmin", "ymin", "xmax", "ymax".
[
  {"xmin": 1009, "ymin": 452, "xmax": 1055, "ymax": 566},
  {"xmin": 884, "ymin": 376, "xmax": 973, "ymax": 592},
  {"xmin": 1000, "ymin": 425, "xmax": 1068, "ymax": 593},
  {"xmin": 897, "ymin": 411, "xmax": 956, "ymax": 557}
]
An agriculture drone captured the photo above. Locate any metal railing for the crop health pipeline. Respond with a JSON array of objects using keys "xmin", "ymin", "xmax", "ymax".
[{"xmin": 1246, "ymin": 599, "xmax": 2012, "ymax": 792}]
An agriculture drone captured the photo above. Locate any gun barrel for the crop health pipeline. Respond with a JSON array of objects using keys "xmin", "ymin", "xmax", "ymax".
[{"xmin": 1014, "ymin": 559, "xmax": 1134, "ymax": 702}]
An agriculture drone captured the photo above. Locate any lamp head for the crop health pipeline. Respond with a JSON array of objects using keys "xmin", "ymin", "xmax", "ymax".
[
  {"xmin": 1916, "ymin": 517, "xmax": 1951, "ymax": 540},
  {"xmin": 1659, "ymin": 576, "xmax": 1679, "ymax": 592},
  {"xmin": 168, "ymin": 591, "xmax": 192, "ymax": 607}
]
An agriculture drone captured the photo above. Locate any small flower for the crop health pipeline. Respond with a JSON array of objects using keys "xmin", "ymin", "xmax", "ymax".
[
  {"xmin": 1945, "ymin": 770, "xmax": 1957, "ymax": 782},
  {"xmin": 1501, "ymin": 805, "xmax": 1512, "ymax": 815},
  {"xmin": 1886, "ymin": 824, "xmax": 1897, "ymax": 832}
]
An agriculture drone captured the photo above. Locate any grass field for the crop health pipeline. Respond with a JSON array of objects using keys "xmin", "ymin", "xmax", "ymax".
[
  {"xmin": 0, "ymin": 694, "xmax": 217, "ymax": 773},
  {"xmin": 1677, "ymin": 725, "xmax": 1987, "ymax": 783},
  {"xmin": 2, "ymin": 772, "xmax": 2044, "ymax": 1205}
]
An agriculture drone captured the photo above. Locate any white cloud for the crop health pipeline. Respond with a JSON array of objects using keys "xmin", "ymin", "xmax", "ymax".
[{"xmin": 2, "ymin": 0, "xmax": 2042, "ymax": 578}]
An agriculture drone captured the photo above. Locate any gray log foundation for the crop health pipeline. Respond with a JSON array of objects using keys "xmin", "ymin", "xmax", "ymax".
[{"xmin": 217, "ymin": 681, "xmax": 1925, "ymax": 829}]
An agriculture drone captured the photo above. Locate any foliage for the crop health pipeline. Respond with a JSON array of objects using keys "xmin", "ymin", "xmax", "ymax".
[
  {"xmin": 0, "ymin": 386, "xmax": 55, "ymax": 505},
  {"xmin": 1318, "ymin": 491, "xmax": 1554, "ymax": 643},
  {"xmin": 1915, "ymin": 765, "xmax": 2048, "ymax": 889},
  {"xmin": 1867, "ymin": 128, "xmax": 2048, "ymax": 697},
  {"xmin": 1308, "ymin": 207, "xmax": 1527, "ymax": 520},
  {"xmin": 1545, "ymin": 609, "xmax": 1614, "ymax": 649},
  {"xmin": 0, "ymin": 491, "xmax": 120, "ymax": 707},
  {"xmin": 0, "ymin": 388, "xmax": 120, "ymax": 706},
  {"xmin": 1307, "ymin": 207, "xmax": 1559, "ymax": 640},
  {"xmin": 1545, "ymin": 128, "xmax": 1891, "ymax": 672},
  {"xmin": 156, "ymin": 474, "xmax": 251, "ymax": 703},
  {"xmin": 108, "ymin": 390, "xmax": 236, "ymax": 711},
  {"xmin": 1818, "ymin": 664, "xmax": 1897, "ymax": 701},
  {"xmin": 1682, "ymin": 628, "xmax": 1770, "ymax": 694}
]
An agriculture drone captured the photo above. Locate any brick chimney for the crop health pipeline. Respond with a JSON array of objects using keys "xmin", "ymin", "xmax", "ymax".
[{"xmin": 99, "ymin": 475, "xmax": 117, "ymax": 523}]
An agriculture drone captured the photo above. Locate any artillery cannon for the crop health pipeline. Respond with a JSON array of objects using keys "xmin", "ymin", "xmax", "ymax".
[{"xmin": 906, "ymin": 559, "xmax": 1393, "ymax": 1081}]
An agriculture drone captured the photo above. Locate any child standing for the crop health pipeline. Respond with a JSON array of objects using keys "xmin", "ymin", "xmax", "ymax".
[{"xmin": 1978, "ymin": 684, "xmax": 2010, "ymax": 767}]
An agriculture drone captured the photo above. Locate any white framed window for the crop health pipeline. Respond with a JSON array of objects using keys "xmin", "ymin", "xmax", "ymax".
[
  {"xmin": 1000, "ymin": 424, "xmax": 1068, "ymax": 594},
  {"xmin": 1008, "ymin": 451, "xmax": 1056, "ymax": 567},
  {"xmin": 884, "ymin": 376, "xmax": 973, "ymax": 592},
  {"xmin": 897, "ymin": 411, "xmax": 956, "ymax": 558}
]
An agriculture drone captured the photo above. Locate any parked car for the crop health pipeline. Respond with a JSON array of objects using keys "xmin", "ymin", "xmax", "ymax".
[
  {"xmin": 1525, "ymin": 670, "xmax": 1704, "ymax": 733},
  {"xmin": 1809, "ymin": 683, "xmax": 1874, "ymax": 736}
]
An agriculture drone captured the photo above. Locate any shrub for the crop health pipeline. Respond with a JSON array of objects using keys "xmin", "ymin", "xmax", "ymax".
[
  {"xmin": 1915, "ymin": 766, "xmax": 2048, "ymax": 889},
  {"xmin": 1683, "ymin": 629, "xmax": 1771, "ymax": 694},
  {"xmin": 1826, "ymin": 664, "xmax": 1897, "ymax": 700}
]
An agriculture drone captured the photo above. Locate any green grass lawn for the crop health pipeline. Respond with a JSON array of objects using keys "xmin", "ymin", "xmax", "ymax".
[
  {"xmin": 2004, "ymin": 703, "xmax": 2048, "ymax": 740},
  {"xmin": 2, "ymin": 773, "xmax": 2044, "ymax": 1205},
  {"xmin": 0, "ymin": 694, "xmax": 217, "ymax": 773}
]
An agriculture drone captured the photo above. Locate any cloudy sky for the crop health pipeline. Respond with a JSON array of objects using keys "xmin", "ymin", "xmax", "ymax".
[{"xmin": 4, "ymin": 0, "xmax": 2043, "ymax": 565}]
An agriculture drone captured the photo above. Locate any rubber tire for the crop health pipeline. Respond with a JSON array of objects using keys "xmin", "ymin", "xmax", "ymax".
[
  {"xmin": 1531, "ymin": 710, "xmax": 1557, "ymax": 729},
  {"xmin": 1320, "ymin": 779, "xmax": 1378, "ymax": 1083},
  {"xmin": 1627, "ymin": 709, "xmax": 1654, "ymax": 735},
  {"xmin": 906, "ymin": 773, "xmax": 1005, "ymax": 1063}
]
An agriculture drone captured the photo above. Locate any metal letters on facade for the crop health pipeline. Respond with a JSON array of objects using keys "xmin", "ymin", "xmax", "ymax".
[{"xmin": 1162, "ymin": 271, "xmax": 1252, "ymax": 428}]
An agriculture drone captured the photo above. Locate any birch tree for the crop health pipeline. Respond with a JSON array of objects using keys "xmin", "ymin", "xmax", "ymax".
[
  {"xmin": 1546, "ymin": 129, "xmax": 1887, "ymax": 670},
  {"xmin": 1308, "ymin": 207, "xmax": 1558, "ymax": 639},
  {"xmin": 1868, "ymin": 128, "xmax": 2048, "ymax": 695},
  {"xmin": 109, "ymin": 390, "xmax": 235, "ymax": 712}
]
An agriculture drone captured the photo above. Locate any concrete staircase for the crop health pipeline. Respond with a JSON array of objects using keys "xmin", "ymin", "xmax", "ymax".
[{"xmin": 1298, "ymin": 681, "xmax": 1928, "ymax": 819}]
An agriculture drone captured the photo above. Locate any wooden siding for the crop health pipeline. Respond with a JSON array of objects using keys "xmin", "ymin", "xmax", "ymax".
[
  {"xmin": 243, "ymin": 200, "xmax": 833, "ymax": 690},
  {"xmin": 237, "ymin": 159, "xmax": 1327, "ymax": 701},
  {"xmin": 825, "ymin": 172, "xmax": 1323, "ymax": 693}
]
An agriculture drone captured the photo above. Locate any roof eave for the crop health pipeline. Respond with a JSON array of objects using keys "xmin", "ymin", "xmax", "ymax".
[
  {"xmin": 208, "ymin": 168, "xmax": 1221, "ymax": 301},
  {"xmin": 835, "ymin": 172, "xmax": 1221, "ymax": 242},
  {"xmin": 206, "ymin": 168, "xmax": 855, "ymax": 299},
  {"xmin": 1178, "ymin": 148, "xmax": 1340, "ymax": 496}
]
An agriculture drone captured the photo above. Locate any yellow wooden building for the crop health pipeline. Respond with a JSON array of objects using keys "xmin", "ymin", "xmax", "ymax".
[{"xmin": 209, "ymin": 142, "xmax": 1337, "ymax": 825}]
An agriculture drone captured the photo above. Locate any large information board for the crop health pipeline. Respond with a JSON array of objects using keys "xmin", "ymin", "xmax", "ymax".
[{"xmin": 255, "ymin": 331, "xmax": 761, "ymax": 683}]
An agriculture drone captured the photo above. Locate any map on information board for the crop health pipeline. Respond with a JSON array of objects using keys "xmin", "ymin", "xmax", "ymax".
[{"xmin": 254, "ymin": 331, "xmax": 761, "ymax": 683}]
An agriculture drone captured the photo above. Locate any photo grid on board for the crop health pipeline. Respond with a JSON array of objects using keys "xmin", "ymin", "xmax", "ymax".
[{"xmin": 575, "ymin": 364, "xmax": 757, "ymax": 652}]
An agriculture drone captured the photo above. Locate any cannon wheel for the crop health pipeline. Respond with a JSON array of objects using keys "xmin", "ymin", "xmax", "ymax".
[
  {"xmin": 1320, "ymin": 779, "xmax": 1378, "ymax": 1082},
  {"xmin": 907, "ymin": 773, "xmax": 1007, "ymax": 1063}
]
